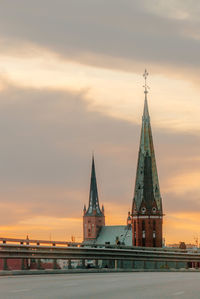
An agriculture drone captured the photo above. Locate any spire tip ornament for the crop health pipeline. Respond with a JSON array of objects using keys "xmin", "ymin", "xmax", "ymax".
[{"xmin": 143, "ymin": 69, "xmax": 149, "ymax": 94}]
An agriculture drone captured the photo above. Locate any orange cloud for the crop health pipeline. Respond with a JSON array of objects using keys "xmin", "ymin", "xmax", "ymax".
[
  {"xmin": 164, "ymin": 171, "xmax": 200, "ymax": 194},
  {"xmin": 0, "ymin": 216, "xmax": 82, "ymax": 242},
  {"xmin": 164, "ymin": 212, "xmax": 200, "ymax": 244}
]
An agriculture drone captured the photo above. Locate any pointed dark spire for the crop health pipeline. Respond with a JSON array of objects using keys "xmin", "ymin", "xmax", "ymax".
[
  {"xmin": 132, "ymin": 71, "xmax": 162, "ymax": 214},
  {"xmin": 143, "ymin": 95, "xmax": 150, "ymax": 120},
  {"xmin": 85, "ymin": 155, "xmax": 103, "ymax": 216}
]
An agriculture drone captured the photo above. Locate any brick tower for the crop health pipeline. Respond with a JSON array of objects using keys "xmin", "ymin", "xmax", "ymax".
[
  {"xmin": 132, "ymin": 70, "xmax": 163, "ymax": 247},
  {"xmin": 83, "ymin": 156, "xmax": 105, "ymax": 241}
]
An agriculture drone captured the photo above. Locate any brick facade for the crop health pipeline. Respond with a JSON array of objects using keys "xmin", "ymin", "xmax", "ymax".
[
  {"xmin": 132, "ymin": 217, "xmax": 162, "ymax": 247},
  {"xmin": 83, "ymin": 156, "xmax": 105, "ymax": 242},
  {"xmin": 83, "ymin": 213, "xmax": 105, "ymax": 241}
]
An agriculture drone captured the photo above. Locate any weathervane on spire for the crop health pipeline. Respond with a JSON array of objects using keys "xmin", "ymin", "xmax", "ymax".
[{"xmin": 143, "ymin": 69, "xmax": 149, "ymax": 94}]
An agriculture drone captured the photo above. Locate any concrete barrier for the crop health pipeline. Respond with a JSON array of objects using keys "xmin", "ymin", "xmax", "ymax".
[{"xmin": 0, "ymin": 268, "xmax": 199, "ymax": 276}]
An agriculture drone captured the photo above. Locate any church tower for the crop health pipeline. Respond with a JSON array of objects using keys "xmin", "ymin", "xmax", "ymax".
[
  {"xmin": 132, "ymin": 70, "xmax": 163, "ymax": 247},
  {"xmin": 83, "ymin": 156, "xmax": 105, "ymax": 241}
]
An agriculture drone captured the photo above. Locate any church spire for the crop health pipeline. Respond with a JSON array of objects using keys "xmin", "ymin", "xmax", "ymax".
[
  {"xmin": 132, "ymin": 70, "xmax": 162, "ymax": 215},
  {"xmin": 131, "ymin": 70, "xmax": 163, "ymax": 248},
  {"xmin": 83, "ymin": 155, "xmax": 105, "ymax": 241},
  {"xmin": 85, "ymin": 155, "xmax": 103, "ymax": 216},
  {"xmin": 143, "ymin": 69, "xmax": 150, "ymax": 120}
]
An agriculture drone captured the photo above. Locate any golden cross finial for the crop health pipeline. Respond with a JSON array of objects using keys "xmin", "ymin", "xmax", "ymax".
[{"xmin": 143, "ymin": 69, "xmax": 149, "ymax": 94}]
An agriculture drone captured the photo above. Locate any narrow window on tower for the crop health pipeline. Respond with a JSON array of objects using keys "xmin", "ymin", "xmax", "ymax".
[
  {"xmin": 134, "ymin": 220, "xmax": 136, "ymax": 245},
  {"xmin": 142, "ymin": 220, "xmax": 145, "ymax": 230},
  {"xmin": 153, "ymin": 220, "xmax": 156, "ymax": 247},
  {"xmin": 153, "ymin": 220, "xmax": 156, "ymax": 230},
  {"xmin": 142, "ymin": 220, "xmax": 145, "ymax": 246}
]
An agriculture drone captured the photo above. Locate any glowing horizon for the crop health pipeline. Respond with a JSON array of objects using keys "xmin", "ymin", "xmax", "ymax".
[{"xmin": 1, "ymin": 0, "xmax": 200, "ymax": 246}]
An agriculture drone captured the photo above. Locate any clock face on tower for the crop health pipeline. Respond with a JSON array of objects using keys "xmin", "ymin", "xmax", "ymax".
[
  {"xmin": 141, "ymin": 207, "xmax": 146, "ymax": 214},
  {"xmin": 152, "ymin": 207, "xmax": 156, "ymax": 213}
]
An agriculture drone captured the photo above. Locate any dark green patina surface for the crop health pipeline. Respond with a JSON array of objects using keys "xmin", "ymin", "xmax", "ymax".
[
  {"xmin": 132, "ymin": 94, "xmax": 162, "ymax": 215},
  {"xmin": 85, "ymin": 156, "xmax": 103, "ymax": 216}
]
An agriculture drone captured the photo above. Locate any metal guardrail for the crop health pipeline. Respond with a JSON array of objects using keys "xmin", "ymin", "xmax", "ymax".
[
  {"xmin": 0, "ymin": 243, "xmax": 200, "ymax": 263},
  {"xmin": 0, "ymin": 237, "xmax": 200, "ymax": 273},
  {"xmin": 0, "ymin": 237, "xmax": 80, "ymax": 247},
  {"xmin": 0, "ymin": 237, "xmax": 199, "ymax": 253}
]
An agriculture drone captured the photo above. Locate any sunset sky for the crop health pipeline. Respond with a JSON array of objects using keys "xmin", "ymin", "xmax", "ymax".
[{"xmin": 0, "ymin": 0, "xmax": 200, "ymax": 244}]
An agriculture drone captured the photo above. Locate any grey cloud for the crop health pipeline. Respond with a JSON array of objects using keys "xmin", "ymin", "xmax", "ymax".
[
  {"xmin": 0, "ymin": 83, "xmax": 138, "ymax": 224},
  {"xmin": 0, "ymin": 82, "xmax": 200, "ymax": 226},
  {"xmin": 142, "ymin": 0, "xmax": 200, "ymax": 21},
  {"xmin": 0, "ymin": 84, "xmax": 138, "ymax": 188},
  {"xmin": 0, "ymin": 0, "xmax": 200, "ymax": 75},
  {"xmin": 164, "ymin": 191, "xmax": 200, "ymax": 213}
]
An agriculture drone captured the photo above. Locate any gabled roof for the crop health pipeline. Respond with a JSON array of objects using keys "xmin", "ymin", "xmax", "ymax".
[
  {"xmin": 96, "ymin": 226, "xmax": 132, "ymax": 246},
  {"xmin": 132, "ymin": 92, "xmax": 162, "ymax": 214}
]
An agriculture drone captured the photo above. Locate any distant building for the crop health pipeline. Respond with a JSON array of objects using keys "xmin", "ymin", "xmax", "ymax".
[
  {"xmin": 131, "ymin": 71, "xmax": 163, "ymax": 247},
  {"xmin": 83, "ymin": 156, "xmax": 105, "ymax": 241},
  {"xmin": 83, "ymin": 156, "xmax": 131, "ymax": 246},
  {"xmin": 83, "ymin": 70, "xmax": 163, "ymax": 247},
  {"xmin": 167, "ymin": 243, "xmax": 197, "ymax": 249}
]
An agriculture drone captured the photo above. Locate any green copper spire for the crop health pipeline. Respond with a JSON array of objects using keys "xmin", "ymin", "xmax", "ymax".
[
  {"xmin": 85, "ymin": 155, "xmax": 103, "ymax": 216},
  {"xmin": 132, "ymin": 70, "xmax": 162, "ymax": 214}
]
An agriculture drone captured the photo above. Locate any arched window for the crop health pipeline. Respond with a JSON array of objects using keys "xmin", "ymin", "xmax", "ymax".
[
  {"xmin": 153, "ymin": 220, "xmax": 156, "ymax": 247},
  {"xmin": 142, "ymin": 220, "xmax": 145, "ymax": 246},
  {"xmin": 153, "ymin": 220, "xmax": 156, "ymax": 231},
  {"xmin": 134, "ymin": 221, "xmax": 137, "ymax": 245},
  {"xmin": 142, "ymin": 220, "xmax": 145, "ymax": 231}
]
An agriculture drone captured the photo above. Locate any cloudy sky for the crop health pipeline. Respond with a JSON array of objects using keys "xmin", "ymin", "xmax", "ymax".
[{"xmin": 0, "ymin": 0, "xmax": 200, "ymax": 244}]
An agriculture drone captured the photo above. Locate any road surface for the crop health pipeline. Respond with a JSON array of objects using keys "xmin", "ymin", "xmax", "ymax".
[{"xmin": 0, "ymin": 272, "xmax": 200, "ymax": 298}]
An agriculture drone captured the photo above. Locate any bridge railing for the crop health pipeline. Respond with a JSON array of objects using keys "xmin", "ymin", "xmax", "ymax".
[
  {"xmin": 0, "ymin": 237, "xmax": 199, "ymax": 253},
  {"xmin": 0, "ymin": 242, "xmax": 200, "ymax": 271},
  {"xmin": 0, "ymin": 237, "xmax": 200, "ymax": 271}
]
